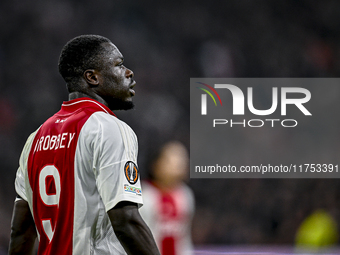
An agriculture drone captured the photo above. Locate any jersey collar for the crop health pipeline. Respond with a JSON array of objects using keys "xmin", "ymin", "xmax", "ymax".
[{"xmin": 61, "ymin": 97, "xmax": 116, "ymax": 117}]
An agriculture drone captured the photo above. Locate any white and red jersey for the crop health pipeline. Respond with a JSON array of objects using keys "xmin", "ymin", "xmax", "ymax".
[
  {"xmin": 15, "ymin": 98, "xmax": 143, "ymax": 255},
  {"xmin": 140, "ymin": 182, "xmax": 194, "ymax": 255}
]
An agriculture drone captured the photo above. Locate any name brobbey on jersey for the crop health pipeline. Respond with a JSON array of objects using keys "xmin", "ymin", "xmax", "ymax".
[{"xmin": 33, "ymin": 132, "xmax": 76, "ymax": 152}]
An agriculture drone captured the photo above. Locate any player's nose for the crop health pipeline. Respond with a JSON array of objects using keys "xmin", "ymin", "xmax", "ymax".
[{"xmin": 126, "ymin": 67, "xmax": 134, "ymax": 79}]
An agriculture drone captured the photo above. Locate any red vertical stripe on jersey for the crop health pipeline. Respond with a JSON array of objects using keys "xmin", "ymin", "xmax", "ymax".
[
  {"xmin": 160, "ymin": 193, "xmax": 178, "ymax": 255},
  {"xmin": 162, "ymin": 237, "xmax": 175, "ymax": 255},
  {"xmin": 27, "ymin": 98, "xmax": 115, "ymax": 255}
]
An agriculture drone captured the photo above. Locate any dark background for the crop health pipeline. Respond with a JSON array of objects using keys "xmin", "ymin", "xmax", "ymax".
[{"xmin": 1, "ymin": 0, "xmax": 340, "ymax": 252}]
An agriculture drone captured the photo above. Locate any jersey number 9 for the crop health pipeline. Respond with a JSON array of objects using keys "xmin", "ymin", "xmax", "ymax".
[{"xmin": 39, "ymin": 165, "xmax": 61, "ymax": 242}]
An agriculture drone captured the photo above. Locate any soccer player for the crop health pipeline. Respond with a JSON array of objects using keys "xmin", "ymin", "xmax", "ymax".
[
  {"xmin": 140, "ymin": 141, "xmax": 195, "ymax": 255},
  {"xmin": 9, "ymin": 35, "xmax": 160, "ymax": 255}
]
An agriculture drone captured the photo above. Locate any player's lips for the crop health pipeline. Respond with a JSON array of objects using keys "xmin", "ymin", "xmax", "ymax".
[{"xmin": 129, "ymin": 81, "xmax": 136, "ymax": 96}]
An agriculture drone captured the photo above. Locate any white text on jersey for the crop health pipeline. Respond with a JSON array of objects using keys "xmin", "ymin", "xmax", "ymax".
[{"xmin": 34, "ymin": 133, "xmax": 76, "ymax": 152}]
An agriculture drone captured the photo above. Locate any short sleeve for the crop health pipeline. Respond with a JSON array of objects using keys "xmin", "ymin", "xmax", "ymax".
[
  {"xmin": 83, "ymin": 112, "xmax": 143, "ymax": 212},
  {"xmin": 15, "ymin": 130, "xmax": 38, "ymax": 202},
  {"xmin": 15, "ymin": 165, "xmax": 27, "ymax": 201}
]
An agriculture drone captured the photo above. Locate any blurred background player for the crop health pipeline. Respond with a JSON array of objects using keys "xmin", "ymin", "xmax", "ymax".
[{"xmin": 140, "ymin": 141, "xmax": 195, "ymax": 255}]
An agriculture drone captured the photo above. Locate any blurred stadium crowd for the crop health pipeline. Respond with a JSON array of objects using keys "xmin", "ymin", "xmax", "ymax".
[{"xmin": 1, "ymin": 0, "xmax": 340, "ymax": 253}]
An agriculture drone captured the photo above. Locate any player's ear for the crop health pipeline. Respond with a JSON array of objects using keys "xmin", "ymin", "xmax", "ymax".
[{"xmin": 84, "ymin": 69, "xmax": 100, "ymax": 86}]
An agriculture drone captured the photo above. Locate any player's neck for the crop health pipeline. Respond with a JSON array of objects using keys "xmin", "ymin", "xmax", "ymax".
[
  {"xmin": 152, "ymin": 179, "xmax": 180, "ymax": 192},
  {"xmin": 68, "ymin": 91, "xmax": 108, "ymax": 107}
]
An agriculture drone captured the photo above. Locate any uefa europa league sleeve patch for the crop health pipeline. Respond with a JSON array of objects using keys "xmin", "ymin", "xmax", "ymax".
[{"xmin": 124, "ymin": 161, "xmax": 139, "ymax": 184}]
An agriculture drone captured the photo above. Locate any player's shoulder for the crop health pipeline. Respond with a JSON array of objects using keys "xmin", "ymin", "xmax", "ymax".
[
  {"xmin": 81, "ymin": 111, "xmax": 137, "ymax": 149},
  {"xmin": 181, "ymin": 183, "xmax": 195, "ymax": 210},
  {"xmin": 18, "ymin": 128, "xmax": 40, "ymax": 166},
  {"xmin": 140, "ymin": 181, "xmax": 159, "ymax": 206},
  {"xmin": 89, "ymin": 111, "xmax": 135, "ymax": 133},
  {"xmin": 23, "ymin": 128, "xmax": 40, "ymax": 149},
  {"xmin": 141, "ymin": 181, "xmax": 158, "ymax": 193},
  {"xmin": 178, "ymin": 183, "xmax": 195, "ymax": 200}
]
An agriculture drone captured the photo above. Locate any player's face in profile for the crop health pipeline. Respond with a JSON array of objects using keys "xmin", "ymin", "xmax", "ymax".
[{"xmin": 99, "ymin": 42, "xmax": 136, "ymax": 110}]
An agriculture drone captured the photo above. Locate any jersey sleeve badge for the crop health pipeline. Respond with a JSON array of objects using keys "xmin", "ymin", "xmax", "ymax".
[{"xmin": 124, "ymin": 161, "xmax": 139, "ymax": 184}]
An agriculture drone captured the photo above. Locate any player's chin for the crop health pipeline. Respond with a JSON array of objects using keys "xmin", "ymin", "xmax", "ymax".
[
  {"xmin": 120, "ymin": 101, "xmax": 135, "ymax": 110},
  {"xmin": 108, "ymin": 98, "xmax": 135, "ymax": 111}
]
